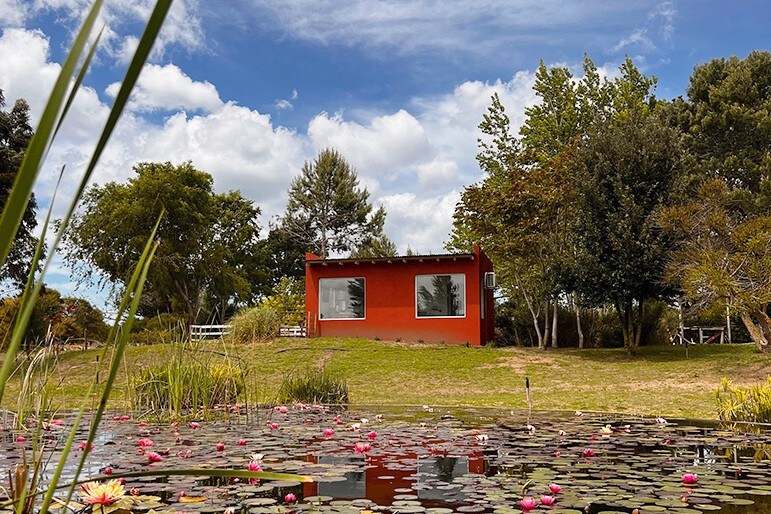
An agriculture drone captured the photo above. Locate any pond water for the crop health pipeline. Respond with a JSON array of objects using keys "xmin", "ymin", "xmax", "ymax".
[{"xmin": 2, "ymin": 406, "xmax": 771, "ymax": 513}]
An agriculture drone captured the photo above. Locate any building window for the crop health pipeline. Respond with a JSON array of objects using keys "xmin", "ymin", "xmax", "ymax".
[
  {"xmin": 319, "ymin": 277, "xmax": 365, "ymax": 319},
  {"xmin": 416, "ymin": 274, "xmax": 465, "ymax": 318}
]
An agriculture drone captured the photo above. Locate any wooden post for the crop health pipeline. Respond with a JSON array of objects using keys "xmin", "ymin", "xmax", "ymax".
[
  {"xmin": 699, "ymin": 326, "xmax": 704, "ymax": 344},
  {"xmin": 726, "ymin": 302, "xmax": 732, "ymax": 344},
  {"xmin": 525, "ymin": 377, "xmax": 532, "ymax": 422},
  {"xmin": 678, "ymin": 300, "xmax": 685, "ymax": 345},
  {"xmin": 720, "ymin": 328, "xmax": 724, "ymax": 345}
]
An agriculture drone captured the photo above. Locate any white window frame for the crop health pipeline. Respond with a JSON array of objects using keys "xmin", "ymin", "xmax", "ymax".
[
  {"xmin": 415, "ymin": 273, "xmax": 466, "ymax": 319},
  {"xmin": 319, "ymin": 277, "xmax": 366, "ymax": 320}
]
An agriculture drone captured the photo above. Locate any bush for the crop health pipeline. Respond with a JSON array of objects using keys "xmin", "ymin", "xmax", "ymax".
[
  {"xmin": 716, "ymin": 377, "xmax": 771, "ymax": 424},
  {"xmin": 260, "ymin": 276, "xmax": 304, "ymax": 326},
  {"xmin": 278, "ymin": 368, "xmax": 349, "ymax": 405},
  {"xmin": 228, "ymin": 305, "xmax": 280, "ymax": 343}
]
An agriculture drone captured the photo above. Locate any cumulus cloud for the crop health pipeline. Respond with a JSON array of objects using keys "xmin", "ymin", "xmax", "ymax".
[
  {"xmin": 379, "ymin": 191, "xmax": 461, "ymax": 255},
  {"xmin": 0, "ymin": 0, "xmax": 28, "ymax": 26},
  {"xmin": 105, "ymin": 63, "xmax": 222, "ymax": 113},
  {"xmin": 275, "ymin": 89, "xmax": 298, "ymax": 110}
]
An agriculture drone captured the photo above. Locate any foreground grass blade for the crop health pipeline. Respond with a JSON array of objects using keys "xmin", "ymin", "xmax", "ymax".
[
  {"xmin": 64, "ymin": 214, "xmax": 162, "ymax": 506},
  {"xmin": 0, "ymin": 0, "xmax": 104, "ymax": 270}
]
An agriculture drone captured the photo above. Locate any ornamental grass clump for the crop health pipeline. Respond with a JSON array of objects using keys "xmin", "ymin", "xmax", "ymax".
[
  {"xmin": 228, "ymin": 305, "xmax": 281, "ymax": 343},
  {"xmin": 278, "ymin": 368, "xmax": 349, "ymax": 405},
  {"xmin": 716, "ymin": 377, "xmax": 771, "ymax": 424}
]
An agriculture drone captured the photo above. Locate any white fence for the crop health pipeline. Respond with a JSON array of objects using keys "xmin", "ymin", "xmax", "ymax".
[{"xmin": 190, "ymin": 323, "xmax": 307, "ymax": 341}]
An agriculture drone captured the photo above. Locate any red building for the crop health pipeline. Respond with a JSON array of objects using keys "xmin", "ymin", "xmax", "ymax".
[{"xmin": 304, "ymin": 246, "xmax": 495, "ymax": 346}]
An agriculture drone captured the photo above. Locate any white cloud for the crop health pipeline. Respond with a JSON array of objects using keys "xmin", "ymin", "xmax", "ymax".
[
  {"xmin": 105, "ymin": 63, "xmax": 222, "ymax": 113},
  {"xmin": 0, "ymin": 0, "xmax": 28, "ymax": 26},
  {"xmin": 275, "ymin": 89, "xmax": 298, "ymax": 110},
  {"xmin": 379, "ymin": 191, "xmax": 461, "ymax": 254},
  {"xmin": 649, "ymin": 1, "xmax": 676, "ymax": 40},
  {"xmin": 611, "ymin": 28, "xmax": 655, "ymax": 53},
  {"xmin": 308, "ymin": 109, "xmax": 432, "ymax": 193}
]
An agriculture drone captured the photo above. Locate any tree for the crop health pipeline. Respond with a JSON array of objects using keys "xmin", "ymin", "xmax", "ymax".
[
  {"xmin": 573, "ymin": 111, "xmax": 684, "ymax": 355},
  {"xmin": 0, "ymin": 90, "xmax": 39, "ymax": 288},
  {"xmin": 279, "ymin": 148, "xmax": 386, "ymax": 259},
  {"xmin": 63, "ymin": 161, "xmax": 269, "ymax": 326},
  {"xmin": 350, "ymin": 228, "xmax": 397, "ymax": 258},
  {"xmin": 662, "ymin": 51, "xmax": 771, "ymax": 352}
]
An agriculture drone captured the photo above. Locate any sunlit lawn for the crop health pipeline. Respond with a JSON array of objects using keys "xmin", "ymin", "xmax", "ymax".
[{"xmin": 3, "ymin": 338, "xmax": 768, "ymax": 419}]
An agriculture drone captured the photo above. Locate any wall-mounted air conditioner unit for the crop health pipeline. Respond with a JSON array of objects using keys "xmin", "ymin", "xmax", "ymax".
[{"xmin": 484, "ymin": 272, "xmax": 496, "ymax": 290}]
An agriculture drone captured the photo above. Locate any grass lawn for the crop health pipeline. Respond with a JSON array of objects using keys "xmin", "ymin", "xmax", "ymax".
[{"xmin": 2, "ymin": 338, "xmax": 769, "ymax": 419}]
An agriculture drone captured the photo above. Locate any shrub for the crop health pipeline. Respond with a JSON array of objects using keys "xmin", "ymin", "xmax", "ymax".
[
  {"xmin": 278, "ymin": 368, "xmax": 349, "ymax": 405},
  {"xmin": 228, "ymin": 305, "xmax": 280, "ymax": 343},
  {"xmin": 129, "ymin": 312, "xmax": 185, "ymax": 345},
  {"xmin": 716, "ymin": 377, "xmax": 771, "ymax": 424},
  {"xmin": 261, "ymin": 276, "xmax": 304, "ymax": 326}
]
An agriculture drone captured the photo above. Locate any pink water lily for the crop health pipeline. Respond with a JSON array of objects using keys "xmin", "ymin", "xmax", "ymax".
[
  {"xmin": 284, "ymin": 493, "xmax": 296, "ymax": 503},
  {"xmin": 540, "ymin": 495, "xmax": 555, "ymax": 506},
  {"xmin": 215, "ymin": 442, "xmax": 225, "ymax": 451},
  {"xmin": 354, "ymin": 442, "xmax": 371, "ymax": 453},
  {"xmin": 582, "ymin": 448, "xmax": 595, "ymax": 457},
  {"xmin": 137, "ymin": 438, "xmax": 154, "ymax": 447},
  {"xmin": 138, "ymin": 422, "xmax": 148, "ymax": 427},
  {"xmin": 519, "ymin": 497, "xmax": 537, "ymax": 511},
  {"xmin": 367, "ymin": 430, "xmax": 378, "ymax": 440},
  {"xmin": 267, "ymin": 421, "xmax": 279, "ymax": 430},
  {"xmin": 237, "ymin": 438, "xmax": 246, "ymax": 446},
  {"xmin": 548, "ymin": 483, "xmax": 562, "ymax": 494},
  {"xmin": 323, "ymin": 428, "xmax": 335, "ymax": 438},
  {"xmin": 682, "ymin": 473, "xmax": 698, "ymax": 484},
  {"xmin": 79, "ymin": 441, "xmax": 93, "ymax": 453},
  {"xmin": 188, "ymin": 421, "xmax": 200, "ymax": 429},
  {"xmin": 145, "ymin": 451, "xmax": 163, "ymax": 463},
  {"xmin": 16, "ymin": 436, "xmax": 26, "ymax": 443},
  {"xmin": 248, "ymin": 460, "xmax": 262, "ymax": 472}
]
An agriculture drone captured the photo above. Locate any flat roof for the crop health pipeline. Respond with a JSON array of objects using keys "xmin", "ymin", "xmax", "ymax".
[{"xmin": 306, "ymin": 252, "xmax": 475, "ymax": 266}]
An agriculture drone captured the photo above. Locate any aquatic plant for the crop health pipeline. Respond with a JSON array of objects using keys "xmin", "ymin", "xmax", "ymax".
[
  {"xmin": 278, "ymin": 367, "xmax": 349, "ymax": 405},
  {"xmin": 717, "ymin": 377, "xmax": 771, "ymax": 424}
]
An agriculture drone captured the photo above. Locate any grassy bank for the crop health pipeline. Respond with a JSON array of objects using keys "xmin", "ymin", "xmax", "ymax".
[{"xmin": 3, "ymin": 338, "xmax": 768, "ymax": 419}]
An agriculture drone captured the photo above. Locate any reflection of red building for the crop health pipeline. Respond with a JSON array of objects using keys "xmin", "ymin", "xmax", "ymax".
[
  {"xmin": 302, "ymin": 451, "xmax": 487, "ymax": 505},
  {"xmin": 304, "ymin": 246, "xmax": 495, "ymax": 346}
]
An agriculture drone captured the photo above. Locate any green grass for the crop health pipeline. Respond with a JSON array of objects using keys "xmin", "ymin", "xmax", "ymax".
[{"xmin": 2, "ymin": 339, "xmax": 769, "ymax": 419}]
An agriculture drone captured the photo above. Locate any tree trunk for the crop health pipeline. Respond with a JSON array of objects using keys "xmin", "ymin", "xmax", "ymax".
[
  {"xmin": 741, "ymin": 310, "xmax": 770, "ymax": 353},
  {"xmin": 615, "ymin": 300, "xmax": 637, "ymax": 356},
  {"xmin": 521, "ymin": 289, "xmax": 543, "ymax": 348},
  {"xmin": 551, "ymin": 298, "xmax": 558, "ymax": 348},
  {"xmin": 541, "ymin": 300, "xmax": 550, "ymax": 350},
  {"xmin": 573, "ymin": 293, "xmax": 584, "ymax": 349}
]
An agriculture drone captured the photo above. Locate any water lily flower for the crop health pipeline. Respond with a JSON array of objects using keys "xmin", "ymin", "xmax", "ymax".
[
  {"xmin": 655, "ymin": 417, "xmax": 668, "ymax": 425},
  {"xmin": 285, "ymin": 493, "xmax": 296, "ymax": 503},
  {"xmin": 367, "ymin": 430, "xmax": 378, "ymax": 440},
  {"xmin": 682, "ymin": 473, "xmax": 698, "ymax": 484},
  {"xmin": 475, "ymin": 434, "xmax": 489, "ymax": 442},
  {"xmin": 79, "ymin": 441, "xmax": 93, "ymax": 453},
  {"xmin": 80, "ymin": 480, "xmax": 125, "ymax": 505},
  {"xmin": 275, "ymin": 406, "xmax": 288, "ymax": 414},
  {"xmin": 354, "ymin": 442, "xmax": 371, "ymax": 453},
  {"xmin": 216, "ymin": 442, "xmax": 225, "ymax": 451},
  {"xmin": 582, "ymin": 448, "xmax": 595, "ymax": 457},
  {"xmin": 519, "ymin": 497, "xmax": 537, "ymax": 511},
  {"xmin": 558, "ymin": 429, "xmax": 567, "ymax": 436},
  {"xmin": 50, "ymin": 419, "xmax": 64, "ymax": 426},
  {"xmin": 145, "ymin": 451, "xmax": 163, "ymax": 463},
  {"xmin": 16, "ymin": 436, "xmax": 26, "ymax": 443},
  {"xmin": 548, "ymin": 483, "xmax": 562, "ymax": 494},
  {"xmin": 375, "ymin": 414, "xmax": 383, "ymax": 422},
  {"xmin": 138, "ymin": 422, "xmax": 148, "ymax": 427},
  {"xmin": 248, "ymin": 460, "xmax": 262, "ymax": 472},
  {"xmin": 360, "ymin": 418, "xmax": 369, "ymax": 424},
  {"xmin": 664, "ymin": 439, "xmax": 671, "ymax": 445},
  {"xmin": 601, "ymin": 424, "xmax": 613, "ymax": 434},
  {"xmin": 188, "ymin": 421, "xmax": 200, "ymax": 429},
  {"xmin": 251, "ymin": 453, "xmax": 264, "ymax": 461},
  {"xmin": 323, "ymin": 428, "xmax": 335, "ymax": 438},
  {"xmin": 575, "ymin": 411, "xmax": 583, "ymax": 417},
  {"xmin": 178, "ymin": 449, "xmax": 192, "ymax": 459},
  {"xmin": 138, "ymin": 438, "xmax": 154, "ymax": 447},
  {"xmin": 526, "ymin": 424, "xmax": 536, "ymax": 434},
  {"xmin": 305, "ymin": 418, "xmax": 313, "ymax": 425},
  {"xmin": 120, "ymin": 415, "xmax": 131, "ymax": 421},
  {"xmin": 224, "ymin": 507, "xmax": 236, "ymax": 514},
  {"xmin": 350, "ymin": 423, "xmax": 361, "ymax": 431},
  {"xmin": 237, "ymin": 438, "xmax": 246, "ymax": 446},
  {"xmin": 267, "ymin": 422, "xmax": 279, "ymax": 430},
  {"xmin": 540, "ymin": 495, "xmax": 555, "ymax": 506},
  {"xmin": 129, "ymin": 487, "xmax": 140, "ymax": 496},
  {"xmin": 554, "ymin": 451, "xmax": 561, "ymax": 457}
]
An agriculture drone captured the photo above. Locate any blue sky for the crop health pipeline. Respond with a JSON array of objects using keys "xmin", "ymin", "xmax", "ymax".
[{"xmin": 0, "ymin": 0, "xmax": 769, "ymax": 310}]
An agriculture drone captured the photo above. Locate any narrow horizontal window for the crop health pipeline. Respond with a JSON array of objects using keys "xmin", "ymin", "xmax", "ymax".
[
  {"xmin": 416, "ymin": 274, "xmax": 465, "ymax": 318},
  {"xmin": 319, "ymin": 277, "xmax": 365, "ymax": 319}
]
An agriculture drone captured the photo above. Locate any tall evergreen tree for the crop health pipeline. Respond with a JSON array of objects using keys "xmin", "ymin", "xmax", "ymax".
[
  {"xmin": 279, "ymin": 148, "xmax": 386, "ymax": 259},
  {"xmin": 0, "ymin": 91, "xmax": 39, "ymax": 288}
]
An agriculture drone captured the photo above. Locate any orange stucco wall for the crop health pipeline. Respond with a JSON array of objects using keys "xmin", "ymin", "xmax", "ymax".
[{"xmin": 305, "ymin": 247, "xmax": 495, "ymax": 346}]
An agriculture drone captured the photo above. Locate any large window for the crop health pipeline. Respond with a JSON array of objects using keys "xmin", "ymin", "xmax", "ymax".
[
  {"xmin": 416, "ymin": 274, "xmax": 465, "ymax": 318},
  {"xmin": 319, "ymin": 277, "xmax": 365, "ymax": 319}
]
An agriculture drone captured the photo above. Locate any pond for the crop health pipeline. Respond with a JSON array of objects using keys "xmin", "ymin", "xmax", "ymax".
[{"xmin": 2, "ymin": 406, "xmax": 771, "ymax": 513}]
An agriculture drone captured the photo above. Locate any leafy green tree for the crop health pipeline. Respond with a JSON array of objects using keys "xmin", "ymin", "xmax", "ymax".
[
  {"xmin": 63, "ymin": 161, "xmax": 268, "ymax": 326},
  {"xmin": 573, "ymin": 111, "xmax": 684, "ymax": 355},
  {"xmin": 264, "ymin": 224, "xmax": 307, "ymax": 285},
  {"xmin": 662, "ymin": 51, "xmax": 771, "ymax": 352},
  {"xmin": 260, "ymin": 276, "xmax": 305, "ymax": 325},
  {"xmin": 279, "ymin": 148, "xmax": 386, "ymax": 259},
  {"xmin": 0, "ymin": 91, "xmax": 39, "ymax": 288}
]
